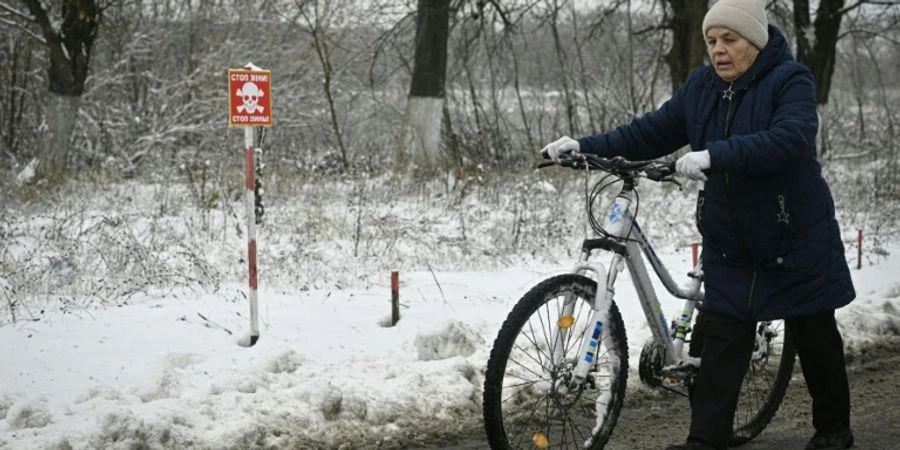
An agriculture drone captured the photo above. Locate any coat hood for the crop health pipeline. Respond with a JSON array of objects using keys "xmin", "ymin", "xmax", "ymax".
[{"xmin": 709, "ymin": 25, "xmax": 793, "ymax": 91}]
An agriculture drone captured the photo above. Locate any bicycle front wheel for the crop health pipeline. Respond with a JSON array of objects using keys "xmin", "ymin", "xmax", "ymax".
[{"xmin": 483, "ymin": 274, "xmax": 629, "ymax": 450}]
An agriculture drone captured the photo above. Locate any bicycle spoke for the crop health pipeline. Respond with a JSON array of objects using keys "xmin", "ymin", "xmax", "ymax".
[
  {"xmin": 513, "ymin": 341, "xmax": 549, "ymax": 372},
  {"xmin": 550, "ymin": 393, "xmax": 591, "ymax": 449},
  {"xmin": 507, "ymin": 354, "xmax": 548, "ymax": 381},
  {"xmin": 526, "ymin": 320, "xmax": 548, "ymax": 369},
  {"xmin": 501, "ymin": 379, "xmax": 543, "ymax": 404},
  {"xmin": 559, "ymin": 400, "xmax": 591, "ymax": 449},
  {"xmin": 562, "ymin": 299, "xmax": 590, "ymax": 358},
  {"xmin": 507, "ymin": 387, "xmax": 552, "ymax": 438}
]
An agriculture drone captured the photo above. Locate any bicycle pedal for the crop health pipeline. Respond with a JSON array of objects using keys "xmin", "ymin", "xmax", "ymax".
[{"xmin": 660, "ymin": 363, "xmax": 697, "ymax": 379}]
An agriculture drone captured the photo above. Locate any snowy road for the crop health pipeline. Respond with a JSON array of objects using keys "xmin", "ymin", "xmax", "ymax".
[{"xmin": 418, "ymin": 337, "xmax": 900, "ymax": 449}]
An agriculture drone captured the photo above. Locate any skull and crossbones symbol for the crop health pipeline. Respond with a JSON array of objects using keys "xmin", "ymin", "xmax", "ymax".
[{"xmin": 236, "ymin": 82, "xmax": 265, "ymax": 114}]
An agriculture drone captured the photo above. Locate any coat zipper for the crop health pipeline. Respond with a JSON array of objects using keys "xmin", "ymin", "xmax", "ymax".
[
  {"xmin": 696, "ymin": 196, "xmax": 705, "ymax": 236},
  {"xmin": 721, "ymin": 82, "xmax": 758, "ymax": 311}
]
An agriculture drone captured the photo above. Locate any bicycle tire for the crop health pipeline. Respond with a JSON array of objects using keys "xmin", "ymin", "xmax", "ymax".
[
  {"xmin": 729, "ymin": 320, "xmax": 796, "ymax": 445},
  {"xmin": 483, "ymin": 274, "xmax": 629, "ymax": 450}
]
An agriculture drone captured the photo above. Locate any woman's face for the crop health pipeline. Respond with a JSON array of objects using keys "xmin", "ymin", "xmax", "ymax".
[{"xmin": 706, "ymin": 27, "xmax": 760, "ymax": 82}]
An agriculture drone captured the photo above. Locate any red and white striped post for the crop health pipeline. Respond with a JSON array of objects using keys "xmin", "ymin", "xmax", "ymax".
[
  {"xmin": 229, "ymin": 64, "xmax": 272, "ymax": 347},
  {"xmin": 245, "ymin": 128, "xmax": 260, "ymax": 345}
]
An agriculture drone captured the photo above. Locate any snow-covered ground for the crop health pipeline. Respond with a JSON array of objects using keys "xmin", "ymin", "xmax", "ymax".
[
  {"xmin": 1, "ymin": 175, "xmax": 898, "ymax": 449},
  {"xmin": 2, "ymin": 246, "xmax": 899, "ymax": 449}
]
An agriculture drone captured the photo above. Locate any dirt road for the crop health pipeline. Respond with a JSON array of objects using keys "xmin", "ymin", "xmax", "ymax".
[{"xmin": 411, "ymin": 337, "xmax": 900, "ymax": 450}]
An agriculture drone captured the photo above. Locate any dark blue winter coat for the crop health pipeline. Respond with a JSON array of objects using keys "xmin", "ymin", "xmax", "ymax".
[{"xmin": 577, "ymin": 25, "xmax": 855, "ymax": 321}]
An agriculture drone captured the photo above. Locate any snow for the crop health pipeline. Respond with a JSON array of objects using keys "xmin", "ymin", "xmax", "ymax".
[{"xmin": 1, "ymin": 178, "xmax": 899, "ymax": 449}]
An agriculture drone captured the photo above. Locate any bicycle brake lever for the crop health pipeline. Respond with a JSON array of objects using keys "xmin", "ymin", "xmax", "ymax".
[{"xmin": 663, "ymin": 177, "xmax": 683, "ymax": 189}]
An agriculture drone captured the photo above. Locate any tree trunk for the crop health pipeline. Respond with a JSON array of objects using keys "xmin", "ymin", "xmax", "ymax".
[
  {"xmin": 41, "ymin": 93, "xmax": 82, "ymax": 171},
  {"xmin": 398, "ymin": 0, "xmax": 450, "ymax": 172},
  {"xmin": 666, "ymin": 0, "xmax": 708, "ymax": 92},
  {"xmin": 794, "ymin": 0, "xmax": 846, "ymax": 105}
]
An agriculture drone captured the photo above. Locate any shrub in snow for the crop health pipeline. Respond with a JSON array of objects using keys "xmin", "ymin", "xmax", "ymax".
[
  {"xmin": 340, "ymin": 394, "xmax": 368, "ymax": 421},
  {"xmin": 6, "ymin": 400, "xmax": 53, "ymax": 429},
  {"xmin": 265, "ymin": 349, "xmax": 305, "ymax": 373},
  {"xmin": 75, "ymin": 385, "xmax": 125, "ymax": 403},
  {"xmin": 0, "ymin": 392, "xmax": 13, "ymax": 417},
  {"xmin": 137, "ymin": 369, "xmax": 182, "ymax": 402},
  {"xmin": 883, "ymin": 283, "xmax": 900, "ymax": 300},
  {"xmin": 226, "ymin": 425, "xmax": 277, "ymax": 450},
  {"xmin": 90, "ymin": 412, "xmax": 153, "ymax": 449},
  {"xmin": 414, "ymin": 320, "xmax": 484, "ymax": 361},
  {"xmin": 319, "ymin": 384, "xmax": 344, "ymax": 421},
  {"xmin": 46, "ymin": 439, "xmax": 75, "ymax": 450}
]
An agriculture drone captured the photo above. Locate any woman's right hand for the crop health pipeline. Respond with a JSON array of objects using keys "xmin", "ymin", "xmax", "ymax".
[{"xmin": 539, "ymin": 136, "xmax": 580, "ymax": 162}]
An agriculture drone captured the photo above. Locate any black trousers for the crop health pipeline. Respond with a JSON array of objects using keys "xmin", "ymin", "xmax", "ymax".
[{"xmin": 687, "ymin": 310, "xmax": 851, "ymax": 449}]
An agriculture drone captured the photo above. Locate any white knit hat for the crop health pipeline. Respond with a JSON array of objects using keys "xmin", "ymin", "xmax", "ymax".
[{"xmin": 702, "ymin": 0, "xmax": 769, "ymax": 49}]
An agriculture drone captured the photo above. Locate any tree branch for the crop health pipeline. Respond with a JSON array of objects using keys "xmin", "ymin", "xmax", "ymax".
[
  {"xmin": 0, "ymin": 1, "xmax": 33, "ymax": 21},
  {"xmin": 485, "ymin": 0, "xmax": 513, "ymax": 29},
  {"xmin": 0, "ymin": 14, "xmax": 47, "ymax": 43},
  {"xmin": 839, "ymin": 27, "xmax": 900, "ymax": 45},
  {"xmin": 19, "ymin": 0, "xmax": 55, "ymax": 41},
  {"xmin": 840, "ymin": 0, "xmax": 900, "ymax": 15}
]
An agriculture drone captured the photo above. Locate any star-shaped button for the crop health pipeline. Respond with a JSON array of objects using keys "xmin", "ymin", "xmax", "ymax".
[
  {"xmin": 777, "ymin": 211, "xmax": 791, "ymax": 224},
  {"xmin": 723, "ymin": 85, "xmax": 735, "ymax": 101}
]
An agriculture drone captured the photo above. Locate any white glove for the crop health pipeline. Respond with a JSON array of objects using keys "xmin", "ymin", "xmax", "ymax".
[
  {"xmin": 676, "ymin": 150, "xmax": 711, "ymax": 181},
  {"xmin": 539, "ymin": 136, "xmax": 580, "ymax": 162}
]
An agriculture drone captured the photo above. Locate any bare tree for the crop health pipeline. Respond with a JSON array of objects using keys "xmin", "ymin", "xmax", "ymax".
[
  {"xmin": 299, "ymin": 0, "xmax": 349, "ymax": 170},
  {"xmin": 790, "ymin": 0, "xmax": 900, "ymax": 104},
  {"xmin": 397, "ymin": 0, "xmax": 451, "ymax": 172},
  {"xmin": 15, "ymin": 0, "xmax": 107, "ymax": 177},
  {"xmin": 0, "ymin": 30, "xmax": 34, "ymax": 159},
  {"xmin": 665, "ymin": 0, "xmax": 708, "ymax": 92}
]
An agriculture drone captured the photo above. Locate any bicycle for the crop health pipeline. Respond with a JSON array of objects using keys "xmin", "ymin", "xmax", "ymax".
[{"xmin": 482, "ymin": 154, "xmax": 796, "ymax": 449}]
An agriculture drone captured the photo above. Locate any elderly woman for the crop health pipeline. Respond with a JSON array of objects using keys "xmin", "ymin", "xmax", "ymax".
[{"xmin": 540, "ymin": 0, "xmax": 856, "ymax": 449}]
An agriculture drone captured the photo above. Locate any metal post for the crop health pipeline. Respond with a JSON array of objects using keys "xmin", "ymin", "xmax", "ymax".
[
  {"xmin": 857, "ymin": 229, "xmax": 863, "ymax": 270},
  {"xmin": 391, "ymin": 271, "xmax": 400, "ymax": 326},
  {"xmin": 245, "ymin": 127, "xmax": 259, "ymax": 344}
]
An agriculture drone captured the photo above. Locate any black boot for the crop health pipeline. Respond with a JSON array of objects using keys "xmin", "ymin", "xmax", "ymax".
[{"xmin": 804, "ymin": 429, "xmax": 854, "ymax": 450}]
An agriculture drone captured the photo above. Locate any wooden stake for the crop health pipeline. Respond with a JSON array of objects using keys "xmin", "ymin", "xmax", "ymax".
[
  {"xmin": 391, "ymin": 271, "xmax": 400, "ymax": 326},
  {"xmin": 857, "ymin": 229, "xmax": 863, "ymax": 270}
]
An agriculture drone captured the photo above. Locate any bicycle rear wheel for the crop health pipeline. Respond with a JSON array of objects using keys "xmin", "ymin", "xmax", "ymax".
[
  {"xmin": 729, "ymin": 319, "xmax": 796, "ymax": 445},
  {"xmin": 483, "ymin": 274, "xmax": 629, "ymax": 450}
]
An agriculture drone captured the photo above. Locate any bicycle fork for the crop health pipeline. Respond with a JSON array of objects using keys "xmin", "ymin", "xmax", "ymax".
[{"xmin": 545, "ymin": 253, "xmax": 625, "ymax": 390}]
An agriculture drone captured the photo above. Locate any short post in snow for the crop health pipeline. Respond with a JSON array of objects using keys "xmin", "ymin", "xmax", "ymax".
[
  {"xmin": 229, "ymin": 63, "xmax": 273, "ymax": 347},
  {"xmin": 857, "ymin": 229, "xmax": 863, "ymax": 270},
  {"xmin": 691, "ymin": 242, "xmax": 699, "ymax": 267},
  {"xmin": 391, "ymin": 271, "xmax": 400, "ymax": 326}
]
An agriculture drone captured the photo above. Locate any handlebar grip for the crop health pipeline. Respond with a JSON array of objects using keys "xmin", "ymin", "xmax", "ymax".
[{"xmin": 536, "ymin": 160, "xmax": 556, "ymax": 169}]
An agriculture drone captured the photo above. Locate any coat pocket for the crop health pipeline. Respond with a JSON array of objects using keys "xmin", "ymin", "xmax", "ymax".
[{"xmin": 764, "ymin": 238, "xmax": 831, "ymax": 317}]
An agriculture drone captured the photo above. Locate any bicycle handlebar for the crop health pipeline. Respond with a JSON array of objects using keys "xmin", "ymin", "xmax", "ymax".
[{"xmin": 538, "ymin": 154, "xmax": 677, "ymax": 183}]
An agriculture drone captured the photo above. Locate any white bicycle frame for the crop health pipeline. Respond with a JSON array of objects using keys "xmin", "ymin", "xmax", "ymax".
[{"xmin": 547, "ymin": 183, "xmax": 704, "ymax": 385}]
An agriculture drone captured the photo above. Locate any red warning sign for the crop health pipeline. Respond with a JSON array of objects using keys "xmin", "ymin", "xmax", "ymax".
[{"xmin": 228, "ymin": 69, "xmax": 272, "ymax": 127}]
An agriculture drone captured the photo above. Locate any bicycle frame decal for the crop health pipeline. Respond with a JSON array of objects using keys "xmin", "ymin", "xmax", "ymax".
[
  {"xmin": 632, "ymin": 222, "xmax": 664, "ymax": 269},
  {"xmin": 583, "ymin": 321, "xmax": 604, "ymax": 364},
  {"xmin": 608, "ymin": 201, "xmax": 624, "ymax": 224}
]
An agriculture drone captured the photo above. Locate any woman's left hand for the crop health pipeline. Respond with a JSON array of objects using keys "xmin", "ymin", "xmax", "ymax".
[{"xmin": 676, "ymin": 150, "xmax": 711, "ymax": 181}]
